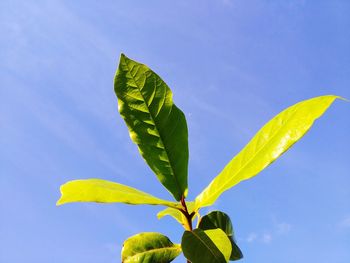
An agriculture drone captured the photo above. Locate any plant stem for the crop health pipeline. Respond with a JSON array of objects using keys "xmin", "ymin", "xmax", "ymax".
[
  {"xmin": 180, "ymin": 196, "xmax": 193, "ymax": 263},
  {"xmin": 180, "ymin": 196, "xmax": 193, "ymax": 231}
]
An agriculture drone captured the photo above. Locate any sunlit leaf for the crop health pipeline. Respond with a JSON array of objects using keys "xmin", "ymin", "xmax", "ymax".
[
  {"xmin": 195, "ymin": 95, "xmax": 340, "ymax": 209},
  {"xmin": 122, "ymin": 232, "xmax": 181, "ymax": 263},
  {"xmin": 57, "ymin": 179, "xmax": 180, "ymax": 209},
  {"xmin": 157, "ymin": 207, "xmax": 183, "ymax": 224},
  {"xmin": 157, "ymin": 202, "xmax": 197, "ymax": 227},
  {"xmin": 114, "ymin": 54, "xmax": 189, "ymax": 201},
  {"xmin": 198, "ymin": 211, "xmax": 243, "ymax": 260},
  {"xmin": 182, "ymin": 228, "xmax": 231, "ymax": 263}
]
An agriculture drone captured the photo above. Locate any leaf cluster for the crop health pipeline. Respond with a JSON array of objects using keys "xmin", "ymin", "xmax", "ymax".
[{"xmin": 57, "ymin": 54, "xmax": 342, "ymax": 262}]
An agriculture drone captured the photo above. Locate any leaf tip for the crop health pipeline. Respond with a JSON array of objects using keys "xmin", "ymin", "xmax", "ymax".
[
  {"xmin": 56, "ymin": 182, "xmax": 69, "ymax": 206},
  {"xmin": 119, "ymin": 53, "xmax": 128, "ymax": 63},
  {"xmin": 338, "ymin": 96, "xmax": 349, "ymax": 102},
  {"xmin": 56, "ymin": 190, "xmax": 66, "ymax": 206},
  {"xmin": 156, "ymin": 212, "xmax": 163, "ymax": 220},
  {"xmin": 323, "ymin": 94, "xmax": 347, "ymax": 102},
  {"xmin": 56, "ymin": 198, "xmax": 64, "ymax": 206},
  {"xmin": 321, "ymin": 94, "xmax": 348, "ymax": 108}
]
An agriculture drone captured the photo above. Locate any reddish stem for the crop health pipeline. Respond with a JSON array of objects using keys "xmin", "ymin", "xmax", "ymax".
[{"xmin": 180, "ymin": 196, "xmax": 193, "ymax": 263}]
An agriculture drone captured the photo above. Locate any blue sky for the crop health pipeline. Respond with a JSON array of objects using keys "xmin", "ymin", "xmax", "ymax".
[{"xmin": 1, "ymin": 0, "xmax": 349, "ymax": 262}]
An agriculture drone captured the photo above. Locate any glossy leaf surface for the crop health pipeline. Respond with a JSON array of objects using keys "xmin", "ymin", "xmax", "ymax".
[
  {"xmin": 182, "ymin": 228, "xmax": 231, "ymax": 263},
  {"xmin": 114, "ymin": 54, "xmax": 189, "ymax": 201},
  {"xmin": 198, "ymin": 211, "xmax": 243, "ymax": 260},
  {"xmin": 195, "ymin": 95, "xmax": 339, "ymax": 209},
  {"xmin": 57, "ymin": 179, "xmax": 180, "ymax": 209},
  {"xmin": 122, "ymin": 232, "xmax": 181, "ymax": 263}
]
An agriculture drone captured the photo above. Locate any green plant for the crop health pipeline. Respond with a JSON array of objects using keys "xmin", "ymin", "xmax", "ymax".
[{"xmin": 57, "ymin": 54, "xmax": 343, "ymax": 263}]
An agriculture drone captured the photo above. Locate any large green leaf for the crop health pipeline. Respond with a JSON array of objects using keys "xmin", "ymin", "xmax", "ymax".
[
  {"xmin": 57, "ymin": 179, "xmax": 180, "ymax": 209},
  {"xmin": 122, "ymin": 232, "xmax": 181, "ymax": 263},
  {"xmin": 195, "ymin": 95, "xmax": 340, "ymax": 209},
  {"xmin": 198, "ymin": 211, "xmax": 243, "ymax": 261},
  {"xmin": 114, "ymin": 54, "xmax": 189, "ymax": 201},
  {"xmin": 182, "ymin": 228, "xmax": 231, "ymax": 263}
]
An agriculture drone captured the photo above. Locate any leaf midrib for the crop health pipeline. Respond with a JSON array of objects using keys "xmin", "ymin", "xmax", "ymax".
[
  {"xmin": 67, "ymin": 180, "xmax": 180, "ymax": 208},
  {"xmin": 191, "ymin": 231, "xmax": 223, "ymax": 262},
  {"xmin": 199, "ymin": 106, "xmax": 300, "ymax": 206}
]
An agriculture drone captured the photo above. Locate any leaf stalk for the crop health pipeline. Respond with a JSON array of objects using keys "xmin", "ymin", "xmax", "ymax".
[{"xmin": 180, "ymin": 196, "xmax": 194, "ymax": 262}]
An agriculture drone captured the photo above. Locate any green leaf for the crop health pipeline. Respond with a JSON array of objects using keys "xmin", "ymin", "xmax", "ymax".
[
  {"xmin": 157, "ymin": 202, "xmax": 197, "ymax": 226},
  {"xmin": 157, "ymin": 207, "xmax": 183, "ymax": 225},
  {"xmin": 57, "ymin": 179, "xmax": 180, "ymax": 209},
  {"xmin": 114, "ymin": 54, "xmax": 189, "ymax": 201},
  {"xmin": 122, "ymin": 232, "xmax": 181, "ymax": 263},
  {"xmin": 195, "ymin": 95, "xmax": 340, "ymax": 209},
  {"xmin": 182, "ymin": 228, "xmax": 232, "ymax": 263},
  {"xmin": 198, "ymin": 211, "xmax": 243, "ymax": 261}
]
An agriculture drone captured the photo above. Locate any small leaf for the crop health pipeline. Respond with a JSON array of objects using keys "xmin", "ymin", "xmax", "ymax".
[
  {"xmin": 157, "ymin": 202, "xmax": 197, "ymax": 226},
  {"xmin": 114, "ymin": 54, "xmax": 189, "ymax": 201},
  {"xmin": 198, "ymin": 211, "xmax": 243, "ymax": 261},
  {"xmin": 122, "ymin": 232, "xmax": 181, "ymax": 263},
  {"xmin": 181, "ymin": 228, "xmax": 231, "ymax": 263},
  {"xmin": 195, "ymin": 95, "xmax": 340, "ymax": 209},
  {"xmin": 157, "ymin": 207, "xmax": 183, "ymax": 225},
  {"xmin": 57, "ymin": 179, "xmax": 180, "ymax": 209}
]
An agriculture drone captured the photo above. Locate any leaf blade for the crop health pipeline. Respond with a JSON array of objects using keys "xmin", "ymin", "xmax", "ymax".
[
  {"xmin": 195, "ymin": 95, "xmax": 340, "ymax": 209},
  {"xmin": 157, "ymin": 207, "xmax": 184, "ymax": 224},
  {"xmin": 198, "ymin": 211, "xmax": 243, "ymax": 261},
  {"xmin": 114, "ymin": 54, "xmax": 189, "ymax": 201},
  {"xmin": 182, "ymin": 228, "xmax": 231, "ymax": 263},
  {"xmin": 122, "ymin": 232, "xmax": 181, "ymax": 263},
  {"xmin": 57, "ymin": 179, "xmax": 180, "ymax": 209}
]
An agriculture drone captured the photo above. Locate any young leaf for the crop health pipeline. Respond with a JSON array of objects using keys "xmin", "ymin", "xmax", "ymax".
[
  {"xmin": 122, "ymin": 232, "xmax": 181, "ymax": 263},
  {"xmin": 114, "ymin": 54, "xmax": 189, "ymax": 201},
  {"xmin": 157, "ymin": 202, "xmax": 196, "ymax": 226},
  {"xmin": 57, "ymin": 179, "xmax": 180, "ymax": 209},
  {"xmin": 198, "ymin": 211, "xmax": 243, "ymax": 261},
  {"xmin": 157, "ymin": 207, "xmax": 183, "ymax": 225},
  {"xmin": 195, "ymin": 95, "xmax": 340, "ymax": 209},
  {"xmin": 182, "ymin": 228, "xmax": 232, "ymax": 263}
]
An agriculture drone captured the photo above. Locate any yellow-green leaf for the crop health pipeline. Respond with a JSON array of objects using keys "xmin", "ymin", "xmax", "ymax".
[
  {"xmin": 114, "ymin": 54, "xmax": 189, "ymax": 201},
  {"xmin": 122, "ymin": 232, "xmax": 181, "ymax": 263},
  {"xmin": 198, "ymin": 211, "xmax": 243, "ymax": 261},
  {"xmin": 195, "ymin": 95, "xmax": 340, "ymax": 209},
  {"xmin": 157, "ymin": 202, "xmax": 197, "ymax": 228},
  {"xmin": 205, "ymin": 229, "xmax": 232, "ymax": 262},
  {"xmin": 182, "ymin": 228, "xmax": 232, "ymax": 263},
  {"xmin": 57, "ymin": 179, "xmax": 180, "ymax": 209},
  {"xmin": 157, "ymin": 207, "xmax": 184, "ymax": 224}
]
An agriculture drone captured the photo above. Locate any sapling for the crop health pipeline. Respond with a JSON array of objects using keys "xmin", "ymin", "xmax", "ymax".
[{"xmin": 57, "ymin": 54, "xmax": 344, "ymax": 263}]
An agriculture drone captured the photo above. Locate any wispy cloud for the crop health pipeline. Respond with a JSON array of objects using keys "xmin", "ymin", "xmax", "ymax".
[
  {"xmin": 262, "ymin": 233, "xmax": 272, "ymax": 244},
  {"xmin": 244, "ymin": 232, "xmax": 272, "ymax": 244},
  {"xmin": 339, "ymin": 215, "xmax": 350, "ymax": 228},
  {"xmin": 5, "ymin": 83, "xmax": 132, "ymax": 183},
  {"xmin": 276, "ymin": 222, "xmax": 292, "ymax": 235},
  {"xmin": 246, "ymin": 232, "xmax": 258, "ymax": 243},
  {"xmin": 243, "ymin": 220, "xmax": 291, "ymax": 244}
]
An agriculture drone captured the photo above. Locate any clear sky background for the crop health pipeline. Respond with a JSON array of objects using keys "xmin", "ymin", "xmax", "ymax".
[{"xmin": 1, "ymin": 0, "xmax": 349, "ymax": 262}]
